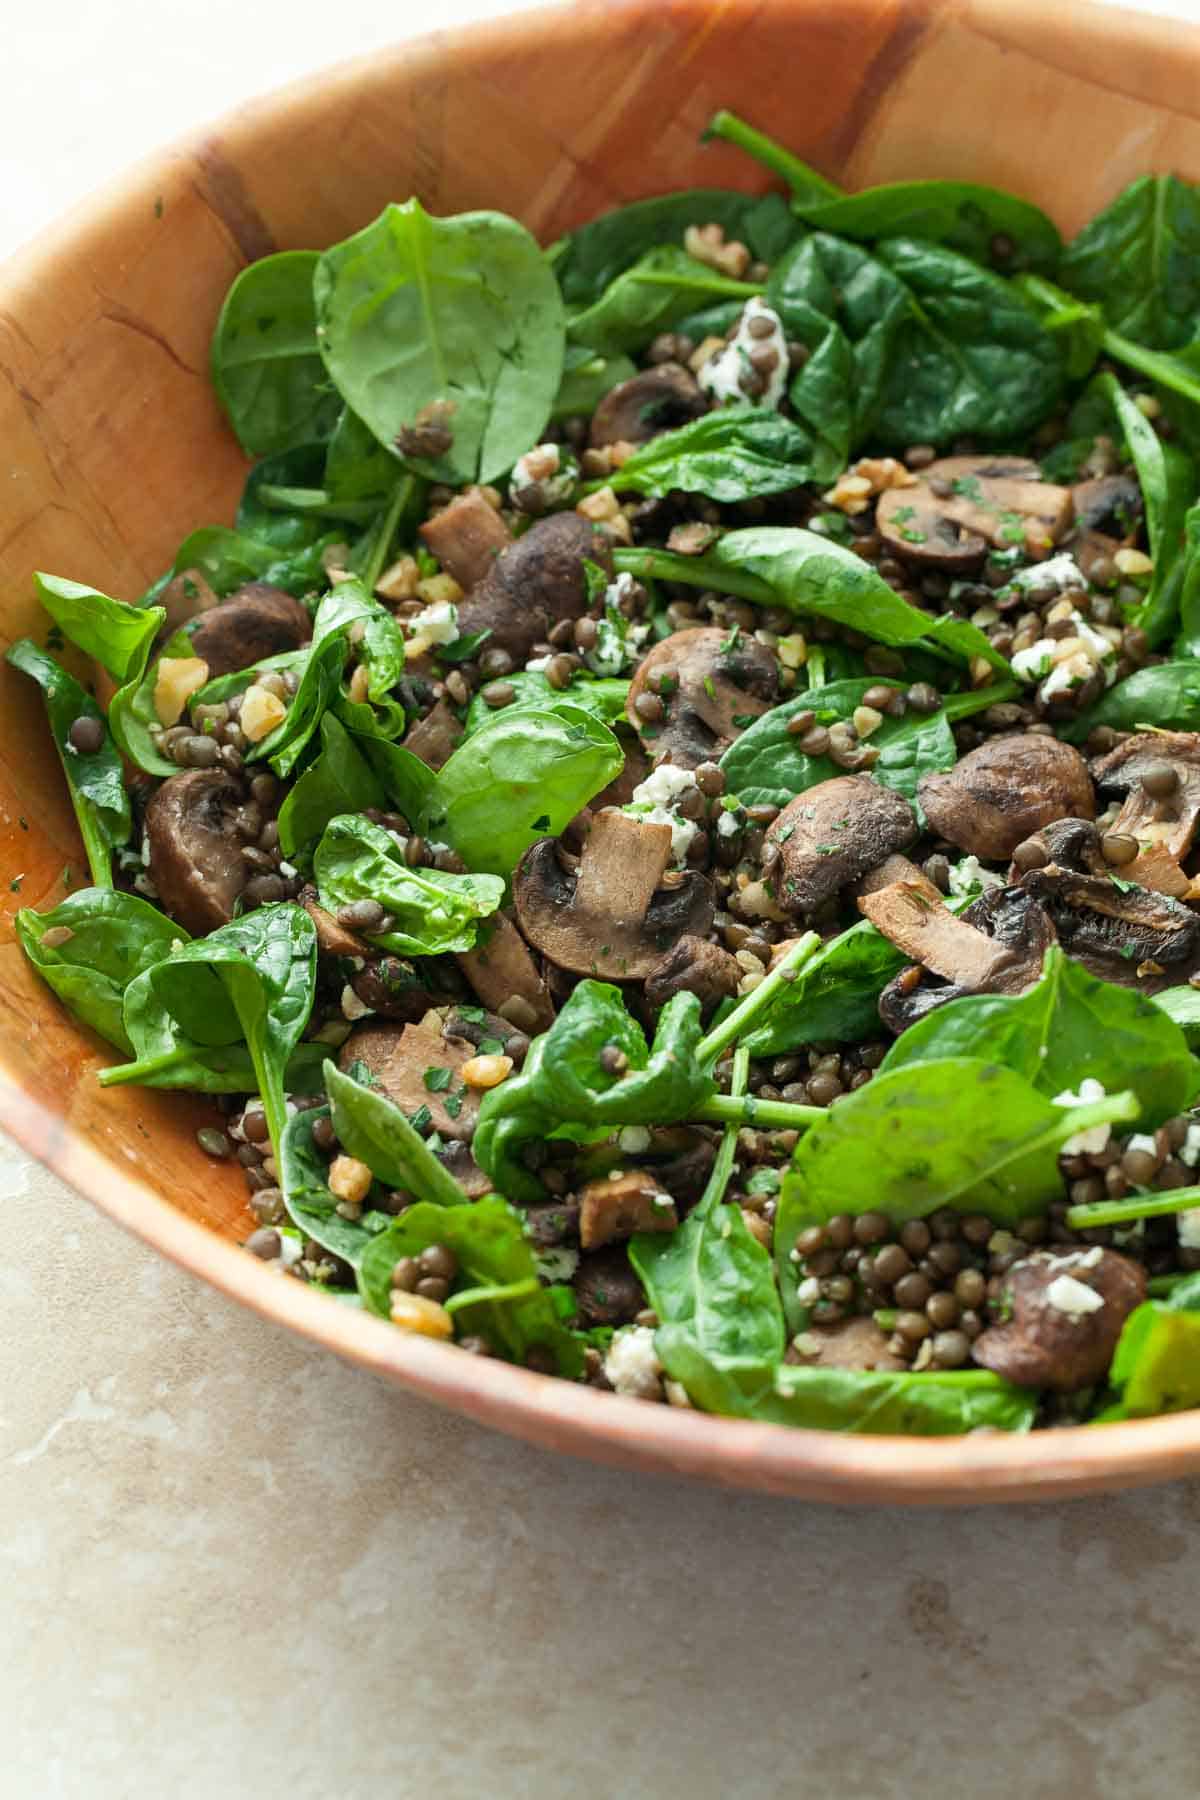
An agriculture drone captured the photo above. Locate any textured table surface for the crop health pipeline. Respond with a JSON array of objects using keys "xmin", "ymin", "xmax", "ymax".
[{"xmin": 5, "ymin": 3, "xmax": 1200, "ymax": 1796}]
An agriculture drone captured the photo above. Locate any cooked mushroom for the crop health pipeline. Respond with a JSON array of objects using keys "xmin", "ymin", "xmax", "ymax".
[
  {"xmin": 159, "ymin": 566, "xmax": 219, "ymax": 636},
  {"xmin": 418, "ymin": 487, "xmax": 513, "ymax": 590},
  {"xmin": 876, "ymin": 455, "xmax": 1073, "ymax": 569},
  {"xmin": 299, "ymin": 887, "xmax": 368, "ymax": 959},
  {"xmin": 1019, "ymin": 865, "xmax": 1200, "ymax": 991},
  {"xmin": 578, "ymin": 1169, "xmax": 678, "ymax": 1249},
  {"xmin": 789, "ymin": 1317, "xmax": 906, "ymax": 1372},
  {"xmin": 576, "ymin": 1124, "xmax": 717, "ymax": 1205},
  {"xmin": 878, "ymin": 885, "xmax": 1056, "ymax": 1031},
  {"xmin": 186, "ymin": 582, "xmax": 312, "ymax": 678},
  {"xmin": 338, "ymin": 1013, "xmax": 482, "ymax": 1139},
  {"xmin": 1090, "ymin": 732, "xmax": 1200, "ymax": 888},
  {"xmin": 644, "ymin": 934, "xmax": 741, "ymax": 1017},
  {"xmin": 452, "ymin": 513, "xmax": 613, "ymax": 664},
  {"xmin": 918, "ymin": 733, "xmax": 1094, "ymax": 860},
  {"xmin": 455, "ymin": 911, "xmax": 554, "ymax": 1033},
  {"xmin": 858, "ymin": 871, "xmax": 1022, "ymax": 988},
  {"xmin": 513, "ymin": 809, "xmax": 714, "ymax": 979},
  {"xmin": 767, "ymin": 776, "xmax": 918, "ymax": 915},
  {"xmin": 972, "ymin": 1249, "xmax": 1147, "ymax": 1391},
  {"xmin": 589, "ymin": 362, "xmax": 707, "ymax": 449},
  {"xmin": 591, "ymin": 734, "xmax": 650, "ymax": 810},
  {"xmin": 403, "ymin": 697, "xmax": 464, "ymax": 771},
  {"xmin": 144, "ymin": 769, "xmax": 246, "ymax": 934},
  {"xmin": 572, "ymin": 1246, "xmax": 645, "ymax": 1325},
  {"xmin": 351, "ymin": 954, "xmax": 466, "ymax": 1022},
  {"xmin": 1069, "ymin": 472, "xmax": 1143, "ymax": 538},
  {"xmin": 625, "ymin": 626, "xmax": 779, "ymax": 766},
  {"xmin": 1006, "ymin": 817, "xmax": 1107, "ymax": 879},
  {"xmin": 524, "ymin": 1198, "xmax": 581, "ymax": 1248}
]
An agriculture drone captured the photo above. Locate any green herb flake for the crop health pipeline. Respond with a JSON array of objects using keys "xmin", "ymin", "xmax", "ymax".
[
  {"xmin": 407, "ymin": 1103, "xmax": 433, "ymax": 1132},
  {"xmin": 423, "ymin": 1066, "xmax": 453, "ymax": 1092}
]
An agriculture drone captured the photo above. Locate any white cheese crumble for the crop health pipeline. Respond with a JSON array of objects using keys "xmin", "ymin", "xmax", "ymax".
[
  {"xmin": 1052, "ymin": 1078, "xmax": 1111, "ymax": 1157},
  {"xmin": 716, "ymin": 808, "xmax": 742, "ymax": 838},
  {"xmin": 536, "ymin": 1246, "xmax": 580, "ymax": 1283},
  {"xmin": 1011, "ymin": 604, "xmax": 1118, "ymax": 702},
  {"xmin": 617, "ymin": 1125, "xmax": 653, "ymax": 1154},
  {"xmin": 603, "ymin": 1326, "xmax": 663, "ymax": 1399},
  {"xmin": 510, "ymin": 441, "xmax": 576, "ymax": 507},
  {"xmin": 1012, "ymin": 553, "xmax": 1088, "ymax": 597},
  {"xmin": 1125, "ymin": 1133, "xmax": 1160, "ymax": 1160},
  {"xmin": 1178, "ymin": 1122, "xmax": 1200, "ymax": 1169},
  {"xmin": 698, "ymin": 298, "xmax": 789, "ymax": 410},
  {"xmin": 624, "ymin": 762, "xmax": 701, "ymax": 865},
  {"xmin": 947, "ymin": 854, "xmax": 1005, "ymax": 899},
  {"xmin": 407, "ymin": 600, "xmax": 459, "ymax": 645},
  {"xmin": 1178, "ymin": 1210, "xmax": 1200, "ymax": 1249},
  {"xmin": 1044, "ymin": 1273, "xmax": 1106, "ymax": 1318},
  {"xmin": 583, "ymin": 573, "xmax": 650, "ymax": 677}
]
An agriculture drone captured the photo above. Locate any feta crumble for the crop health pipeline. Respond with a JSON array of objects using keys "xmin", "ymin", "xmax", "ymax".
[
  {"xmin": 1178, "ymin": 1210, "xmax": 1200, "ymax": 1249},
  {"xmin": 1052, "ymin": 1078, "xmax": 1111, "ymax": 1157},
  {"xmin": 1012, "ymin": 553, "xmax": 1088, "ymax": 597},
  {"xmin": 698, "ymin": 298, "xmax": 789, "ymax": 410},
  {"xmin": 1044, "ymin": 1273, "xmax": 1106, "ymax": 1318},
  {"xmin": 536, "ymin": 1246, "xmax": 580, "ymax": 1284},
  {"xmin": 510, "ymin": 441, "xmax": 576, "ymax": 507},
  {"xmin": 583, "ymin": 572, "xmax": 650, "ymax": 677},
  {"xmin": 603, "ymin": 1326, "xmax": 663, "ymax": 1399},
  {"xmin": 625, "ymin": 762, "xmax": 700, "ymax": 864},
  {"xmin": 947, "ymin": 854, "xmax": 1005, "ymax": 899},
  {"xmin": 407, "ymin": 600, "xmax": 459, "ymax": 645}
]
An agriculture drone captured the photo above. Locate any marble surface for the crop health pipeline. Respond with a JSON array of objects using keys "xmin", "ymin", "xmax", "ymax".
[{"xmin": 4, "ymin": 3, "xmax": 1200, "ymax": 1795}]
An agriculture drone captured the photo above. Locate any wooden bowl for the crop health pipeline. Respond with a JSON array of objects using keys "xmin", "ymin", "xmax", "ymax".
[{"xmin": 3, "ymin": 0, "xmax": 1199, "ymax": 1503}]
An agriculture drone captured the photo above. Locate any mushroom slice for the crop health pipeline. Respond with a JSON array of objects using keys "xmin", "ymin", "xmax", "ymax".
[
  {"xmin": 512, "ymin": 809, "xmax": 714, "ymax": 978},
  {"xmin": 1019, "ymin": 865, "xmax": 1200, "ymax": 991},
  {"xmin": 644, "ymin": 934, "xmax": 741, "ymax": 1017},
  {"xmin": 1007, "ymin": 817, "xmax": 1107, "ymax": 880},
  {"xmin": 626, "ymin": 626, "xmax": 779, "ymax": 767},
  {"xmin": 455, "ymin": 912, "xmax": 554, "ymax": 1033},
  {"xmin": 918, "ymin": 732, "xmax": 1094, "ymax": 861},
  {"xmin": 589, "ymin": 362, "xmax": 707, "ymax": 449},
  {"xmin": 578, "ymin": 1169, "xmax": 678, "ymax": 1249},
  {"xmin": 352, "ymin": 954, "xmax": 466, "ymax": 1023},
  {"xmin": 878, "ymin": 885, "xmax": 1056, "ymax": 1032},
  {"xmin": 1091, "ymin": 731, "xmax": 1200, "ymax": 883},
  {"xmin": 789, "ymin": 1317, "xmax": 905, "ymax": 1373},
  {"xmin": 973, "ymin": 1249, "xmax": 1146, "ymax": 1392},
  {"xmin": 187, "ymin": 582, "xmax": 312, "ymax": 678},
  {"xmin": 768, "ymin": 776, "xmax": 918, "ymax": 915},
  {"xmin": 418, "ymin": 488, "xmax": 513, "ymax": 591},
  {"xmin": 876, "ymin": 455, "xmax": 1073, "ymax": 569},
  {"xmin": 1070, "ymin": 472, "xmax": 1143, "ymax": 538},
  {"xmin": 338, "ymin": 1013, "xmax": 482, "ymax": 1139},
  {"xmin": 403, "ymin": 697, "xmax": 464, "ymax": 771},
  {"xmin": 858, "ymin": 872, "xmax": 1018, "ymax": 988},
  {"xmin": 452, "ymin": 512, "xmax": 613, "ymax": 664},
  {"xmin": 573, "ymin": 1247, "xmax": 645, "ymax": 1326},
  {"xmin": 144, "ymin": 769, "xmax": 246, "ymax": 934},
  {"xmin": 299, "ymin": 886, "xmax": 368, "ymax": 958}
]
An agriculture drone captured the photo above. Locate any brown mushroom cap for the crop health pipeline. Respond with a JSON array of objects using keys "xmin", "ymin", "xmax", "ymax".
[
  {"xmin": 418, "ymin": 487, "xmax": 513, "ymax": 591},
  {"xmin": 626, "ymin": 626, "xmax": 779, "ymax": 766},
  {"xmin": 878, "ymin": 884, "xmax": 1056, "ymax": 1032},
  {"xmin": 338, "ymin": 1014, "xmax": 482, "ymax": 1140},
  {"xmin": 454, "ymin": 912, "xmax": 554, "ymax": 1033},
  {"xmin": 768, "ymin": 776, "xmax": 918, "ymax": 914},
  {"xmin": 588, "ymin": 362, "xmax": 707, "ymax": 449},
  {"xmin": 452, "ymin": 512, "xmax": 613, "ymax": 663},
  {"xmin": 403, "ymin": 697, "xmax": 464, "ymax": 771},
  {"xmin": 918, "ymin": 732, "xmax": 1094, "ymax": 860},
  {"xmin": 512, "ymin": 808, "xmax": 714, "ymax": 978},
  {"xmin": 1019, "ymin": 865, "xmax": 1200, "ymax": 992},
  {"xmin": 1070, "ymin": 472, "xmax": 1143, "ymax": 537},
  {"xmin": 644, "ymin": 934, "xmax": 741, "ymax": 1017},
  {"xmin": 972, "ymin": 1249, "xmax": 1147, "ymax": 1392},
  {"xmin": 792, "ymin": 1318, "xmax": 906, "ymax": 1373},
  {"xmin": 876, "ymin": 455, "xmax": 1073, "ymax": 570},
  {"xmin": 1006, "ymin": 817, "xmax": 1107, "ymax": 880},
  {"xmin": 299, "ymin": 887, "xmax": 368, "ymax": 958},
  {"xmin": 144, "ymin": 769, "xmax": 246, "ymax": 934},
  {"xmin": 186, "ymin": 582, "xmax": 312, "ymax": 678},
  {"xmin": 352, "ymin": 954, "xmax": 466, "ymax": 1022},
  {"xmin": 858, "ymin": 871, "xmax": 1021, "ymax": 989},
  {"xmin": 572, "ymin": 1246, "xmax": 645, "ymax": 1325},
  {"xmin": 1090, "ymin": 731, "xmax": 1200, "ymax": 881}
]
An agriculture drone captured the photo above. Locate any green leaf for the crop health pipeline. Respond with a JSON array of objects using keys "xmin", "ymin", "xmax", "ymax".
[
  {"xmin": 739, "ymin": 918, "xmax": 910, "ymax": 1056},
  {"xmin": 1059, "ymin": 174, "xmax": 1200, "ymax": 352},
  {"xmin": 324, "ymin": 1059, "xmax": 474, "ymax": 1208},
  {"xmin": 1102, "ymin": 373, "xmax": 1195, "ymax": 644},
  {"xmin": 314, "ymin": 200, "xmax": 566, "ymax": 485},
  {"xmin": 1099, "ymin": 1293, "xmax": 1200, "ymax": 1421},
  {"xmin": 462, "ymin": 671, "xmax": 629, "ymax": 737},
  {"xmin": 606, "ymin": 406, "xmax": 814, "ymax": 501},
  {"xmin": 549, "ymin": 347, "xmax": 638, "ymax": 420},
  {"xmin": 236, "ymin": 443, "xmax": 336, "ymax": 550},
  {"xmin": 313, "ymin": 814, "xmax": 503, "ymax": 956},
  {"xmin": 276, "ymin": 712, "xmax": 387, "ymax": 861},
  {"xmin": 32, "ymin": 574, "xmax": 164, "ymax": 684},
  {"xmin": 553, "ymin": 187, "xmax": 799, "ymax": 306},
  {"xmin": 277, "ymin": 1103, "xmax": 391, "ymax": 1267},
  {"xmin": 210, "ymin": 250, "xmax": 340, "ymax": 456},
  {"xmin": 567, "ymin": 245, "xmax": 761, "ymax": 355},
  {"xmin": 15, "ymin": 888, "xmax": 184, "ymax": 1054},
  {"xmin": 1063, "ymin": 657, "xmax": 1200, "ymax": 741},
  {"xmin": 323, "ymin": 405, "xmax": 402, "ymax": 502},
  {"xmin": 1152, "ymin": 983, "xmax": 1200, "ymax": 1048},
  {"xmin": 109, "ymin": 629, "xmax": 204, "ymax": 777}
]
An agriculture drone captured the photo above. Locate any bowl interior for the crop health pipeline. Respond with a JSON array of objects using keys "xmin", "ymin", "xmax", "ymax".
[{"xmin": 3, "ymin": 0, "xmax": 1200, "ymax": 1501}]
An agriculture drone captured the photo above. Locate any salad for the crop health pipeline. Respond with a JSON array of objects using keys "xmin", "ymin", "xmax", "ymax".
[{"xmin": 13, "ymin": 110, "xmax": 1200, "ymax": 1437}]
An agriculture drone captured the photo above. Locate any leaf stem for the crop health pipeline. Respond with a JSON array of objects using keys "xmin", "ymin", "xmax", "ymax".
[
  {"xmin": 1066, "ymin": 1185, "xmax": 1200, "ymax": 1231},
  {"xmin": 702, "ymin": 110, "xmax": 842, "ymax": 203},
  {"xmin": 696, "ymin": 932, "xmax": 820, "ymax": 1067},
  {"xmin": 694, "ymin": 1046, "xmax": 750, "ymax": 1219},
  {"xmin": 694, "ymin": 1094, "xmax": 823, "ymax": 1130},
  {"xmin": 1148, "ymin": 1273, "xmax": 1193, "ymax": 1297},
  {"xmin": 360, "ymin": 474, "xmax": 413, "ymax": 593},
  {"xmin": 613, "ymin": 546, "xmax": 775, "ymax": 605},
  {"xmin": 98, "ymin": 1046, "xmax": 198, "ymax": 1086},
  {"xmin": 445, "ymin": 1275, "xmax": 540, "ymax": 1315}
]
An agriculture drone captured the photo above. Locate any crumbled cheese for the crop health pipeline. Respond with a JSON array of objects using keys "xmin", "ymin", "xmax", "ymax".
[
  {"xmin": 408, "ymin": 600, "xmax": 459, "ymax": 646},
  {"xmin": 1179, "ymin": 1122, "xmax": 1200, "ymax": 1168},
  {"xmin": 603, "ymin": 1326, "xmax": 663, "ymax": 1399},
  {"xmin": 1178, "ymin": 1210, "xmax": 1200, "ymax": 1249},
  {"xmin": 947, "ymin": 855, "xmax": 1005, "ymax": 899},
  {"xmin": 716, "ymin": 809, "xmax": 742, "ymax": 838},
  {"xmin": 625, "ymin": 762, "xmax": 701, "ymax": 865},
  {"xmin": 1125, "ymin": 1133, "xmax": 1160, "ymax": 1160},
  {"xmin": 583, "ymin": 574, "xmax": 650, "ymax": 677},
  {"xmin": 510, "ymin": 442, "xmax": 576, "ymax": 506},
  {"xmin": 341, "ymin": 983, "xmax": 373, "ymax": 1022},
  {"xmin": 618, "ymin": 1125, "xmax": 653, "ymax": 1154},
  {"xmin": 698, "ymin": 298, "xmax": 789, "ymax": 409},
  {"xmin": 1044, "ymin": 1273, "xmax": 1106, "ymax": 1318},
  {"xmin": 524, "ymin": 654, "xmax": 553, "ymax": 673},
  {"xmin": 276, "ymin": 1233, "xmax": 304, "ymax": 1272},
  {"xmin": 1052, "ymin": 1078, "xmax": 1111, "ymax": 1157},
  {"xmin": 1013, "ymin": 553, "xmax": 1088, "ymax": 597},
  {"xmin": 537, "ymin": 1246, "xmax": 580, "ymax": 1283},
  {"xmin": 1011, "ymin": 603, "xmax": 1117, "ymax": 703}
]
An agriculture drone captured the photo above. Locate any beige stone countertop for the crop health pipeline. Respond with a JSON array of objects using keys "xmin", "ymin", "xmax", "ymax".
[{"xmin": 6, "ymin": 3, "xmax": 1200, "ymax": 1795}]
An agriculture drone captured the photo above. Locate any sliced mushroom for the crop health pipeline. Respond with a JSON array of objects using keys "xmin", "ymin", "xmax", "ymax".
[
  {"xmin": 351, "ymin": 954, "xmax": 466, "ymax": 1023},
  {"xmin": 789, "ymin": 1317, "xmax": 906, "ymax": 1373},
  {"xmin": 1019, "ymin": 865, "xmax": 1200, "ymax": 991},
  {"xmin": 644, "ymin": 934, "xmax": 741, "ymax": 1017},
  {"xmin": 626, "ymin": 627, "xmax": 779, "ymax": 766},
  {"xmin": 1069, "ymin": 472, "xmax": 1143, "ymax": 538},
  {"xmin": 858, "ymin": 872, "xmax": 1021, "ymax": 988},
  {"xmin": 436, "ymin": 1137, "xmax": 492, "ymax": 1200},
  {"xmin": 159, "ymin": 566, "xmax": 219, "ymax": 636},
  {"xmin": 403, "ymin": 697, "xmax": 464, "ymax": 771},
  {"xmin": 589, "ymin": 362, "xmax": 707, "ymax": 449},
  {"xmin": 572, "ymin": 1246, "xmax": 645, "ymax": 1325},
  {"xmin": 876, "ymin": 455, "xmax": 1073, "ymax": 570},
  {"xmin": 452, "ymin": 512, "xmax": 613, "ymax": 664},
  {"xmin": 1090, "ymin": 731, "xmax": 1200, "ymax": 887},
  {"xmin": 513, "ymin": 809, "xmax": 714, "ymax": 978},
  {"xmin": 878, "ymin": 885, "xmax": 1056, "ymax": 1032},
  {"xmin": 455, "ymin": 912, "xmax": 554, "ymax": 1033},
  {"xmin": 299, "ymin": 887, "xmax": 369, "ymax": 959},
  {"xmin": 918, "ymin": 732, "xmax": 1094, "ymax": 860},
  {"xmin": 144, "ymin": 769, "xmax": 246, "ymax": 934},
  {"xmin": 1007, "ymin": 817, "xmax": 1107, "ymax": 879},
  {"xmin": 576, "ymin": 1124, "xmax": 717, "ymax": 1206},
  {"xmin": 186, "ymin": 582, "xmax": 312, "ymax": 678},
  {"xmin": 579, "ymin": 1169, "xmax": 678, "ymax": 1249},
  {"xmin": 418, "ymin": 487, "xmax": 513, "ymax": 591},
  {"xmin": 768, "ymin": 776, "xmax": 918, "ymax": 915},
  {"xmin": 338, "ymin": 1013, "xmax": 482, "ymax": 1139},
  {"xmin": 972, "ymin": 1249, "xmax": 1147, "ymax": 1392},
  {"xmin": 524, "ymin": 1198, "xmax": 581, "ymax": 1248}
]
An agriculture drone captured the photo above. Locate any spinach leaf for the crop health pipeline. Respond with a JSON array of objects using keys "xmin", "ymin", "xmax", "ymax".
[
  {"xmin": 426, "ymin": 705, "xmax": 623, "ymax": 878},
  {"xmin": 462, "ymin": 671, "xmax": 630, "ymax": 737},
  {"xmin": 210, "ymin": 250, "xmax": 340, "ymax": 456},
  {"xmin": 1102, "ymin": 373, "xmax": 1195, "ymax": 644},
  {"xmin": 879, "ymin": 946, "xmax": 1199, "ymax": 1124},
  {"xmin": 14, "ymin": 888, "xmax": 184, "ymax": 1054},
  {"xmin": 109, "ymin": 629, "xmax": 205, "ymax": 777},
  {"xmin": 1177, "ymin": 505, "xmax": 1200, "ymax": 657},
  {"xmin": 605, "ymin": 407, "xmax": 814, "ymax": 501},
  {"xmin": 277, "ymin": 1103, "xmax": 392, "ymax": 1268},
  {"xmin": 324, "ymin": 1059, "xmax": 474, "ymax": 1208},
  {"xmin": 719, "ymin": 678, "xmax": 1014, "ymax": 812},
  {"xmin": 1059, "ymin": 175, "xmax": 1200, "ymax": 352},
  {"xmin": 313, "ymin": 814, "xmax": 503, "ymax": 955},
  {"xmin": 236, "ymin": 444, "xmax": 335, "ymax": 550},
  {"xmin": 276, "ymin": 712, "xmax": 387, "ymax": 860},
  {"xmin": 100, "ymin": 903, "xmax": 318, "ymax": 1151},
  {"xmin": 32, "ymin": 574, "xmax": 164, "ymax": 683},
  {"xmin": 553, "ymin": 188, "xmax": 800, "ymax": 306},
  {"xmin": 6, "ymin": 639, "xmax": 130, "ymax": 887},
  {"xmin": 323, "ymin": 405, "xmax": 401, "ymax": 503},
  {"xmin": 1098, "ymin": 1288, "xmax": 1200, "ymax": 1421},
  {"xmin": 1152, "ymin": 984, "xmax": 1200, "ymax": 1048},
  {"xmin": 567, "ymin": 246, "xmax": 761, "ymax": 355},
  {"xmin": 739, "ymin": 918, "xmax": 911, "ymax": 1056},
  {"xmin": 656, "ymin": 1329, "xmax": 1037, "ymax": 1434},
  {"xmin": 1020, "ymin": 272, "xmax": 1200, "ymax": 423},
  {"xmin": 473, "ymin": 984, "xmax": 713, "ymax": 1204},
  {"xmin": 1062, "ymin": 659, "xmax": 1200, "ymax": 741},
  {"xmin": 357, "ymin": 1196, "xmax": 583, "ymax": 1376},
  {"xmin": 142, "ymin": 525, "xmax": 334, "ymax": 606},
  {"xmin": 550, "ymin": 347, "xmax": 638, "ymax": 420},
  {"xmin": 314, "ymin": 200, "xmax": 565, "ymax": 485}
]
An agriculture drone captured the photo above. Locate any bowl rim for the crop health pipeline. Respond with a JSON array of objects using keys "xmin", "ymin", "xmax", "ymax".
[{"xmin": 5, "ymin": 0, "xmax": 1200, "ymax": 1504}]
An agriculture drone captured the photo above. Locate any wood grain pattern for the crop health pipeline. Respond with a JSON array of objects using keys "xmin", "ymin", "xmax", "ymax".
[{"xmin": 1, "ymin": 0, "xmax": 1198, "ymax": 1502}]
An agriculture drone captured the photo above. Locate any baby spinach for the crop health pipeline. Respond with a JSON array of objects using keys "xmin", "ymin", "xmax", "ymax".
[
  {"xmin": 1063, "ymin": 659, "xmax": 1200, "ymax": 741},
  {"xmin": 109, "ymin": 629, "xmax": 206, "ymax": 777},
  {"xmin": 553, "ymin": 187, "xmax": 798, "ymax": 307},
  {"xmin": 1153, "ymin": 984, "xmax": 1200, "ymax": 1048},
  {"xmin": 473, "ymin": 983, "xmax": 713, "ymax": 1204},
  {"xmin": 1097, "ymin": 1278, "xmax": 1200, "ymax": 1422},
  {"xmin": 739, "ymin": 918, "xmax": 911, "ymax": 1056},
  {"xmin": 605, "ymin": 407, "xmax": 815, "ymax": 501},
  {"xmin": 879, "ymin": 946, "xmax": 1199, "ymax": 1125},
  {"xmin": 324, "ymin": 1059, "xmax": 475, "ymax": 1209},
  {"xmin": 1020, "ymin": 272, "xmax": 1200, "ymax": 420},
  {"xmin": 211, "ymin": 249, "xmax": 340, "ymax": 456},
  {"xmin": 237, "ymin": 444, "xmax": 344, "ymax": 549},
  {"xmin": 567, "ymin": 245, "xmax": 762, "ymax": 355},
  {"xmin": 1102, "ymin": 373, "xmax": 1195, "ymax": 644},
  {"xmin": 323, "ymin": 405, "xmax": 401, "ymax": 504},
  {"xmin": 32, "ymin": 574, "xmax": 165, "ymax": 684},
  {"xmin": 14, "ymin": 888, "xmax": 184, "ymax": 1053},
  {"xmin": 142, "ymin": 525, "xmax": 334, "ymax": 607},
  {"xmin": 276, "ymin": 712, "xmax": 387, "ymax": 860},
  {"xmin": 314, "ymin": 200, "xmax": 565, "ymax": 485},
  {"xmin": 550, "ymin": 347, "xmax": 638, "ymax": 420},
  {"xmin": 1059, "ymin": 174, "xmax": 1200, "ymax": 352},
  {"xmin": 462, "ymin": 671, "xmax": 629, "ymax": 737},
  {"xmin": 6, "ymin": 639, "xmax": 130, "ymax": 887},
  {"xmin": 277, "ymin": 1104, "xmax": 393, "ymax": 1268},
  {"xmin": 1176, "ymin": 505, "xmax": 1200, "ymax": 657},
  {"xmin": 313, "ymin": 814, "xmax": 503, "ymax": 956},
  {"xmin": 100, "ymin": 903, "xmax": 318, "ymax": 1150}
]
